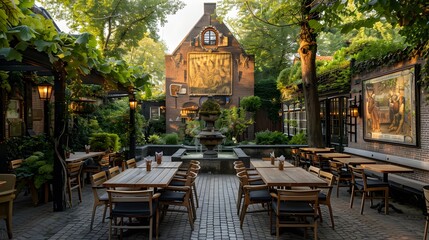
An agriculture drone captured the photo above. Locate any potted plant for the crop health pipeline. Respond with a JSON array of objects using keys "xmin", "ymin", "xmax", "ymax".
[
  {"xmin": 15, "ymin": 151, "xmax": 53, "ymax": 205},
  {"xmin": 199, "ymin": 98, "xmax": 221, "ymax": 121}
]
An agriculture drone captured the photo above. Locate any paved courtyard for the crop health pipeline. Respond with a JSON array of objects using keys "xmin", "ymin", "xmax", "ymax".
[{"xmin": 1, "ymin": 170, "xmax": 427, "ymax": 239}]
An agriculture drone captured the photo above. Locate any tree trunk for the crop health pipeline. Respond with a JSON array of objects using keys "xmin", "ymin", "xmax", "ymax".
[{"xmin": 298, "ymin": 20, "xmax": 323, "ymax": 148}]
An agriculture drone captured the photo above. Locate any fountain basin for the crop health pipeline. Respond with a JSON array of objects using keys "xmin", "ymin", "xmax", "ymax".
[{"xmin": 171, "ymin": 148, "xmax": 250, "ymax": 174}]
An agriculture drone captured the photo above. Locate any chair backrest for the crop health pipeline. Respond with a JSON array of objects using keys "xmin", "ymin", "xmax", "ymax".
[
  {"xmin": 9, "ymin": 159, "xmax": 23, "ymax": 171},
  {"xmin": 236, "ymin": 171, "xmax": 250, "ymax": 186},
  {"xmin": 319, "ymin": 171, "xmax": 334, "ymax": 186},
  {"xmin": 67, "ymin": 161, "xmax": 83, "ymax": 177},
  {"xmin": 349, "ymin": 166, "xmax": 363, "ymax": 184},
  {"xmin": 108, "ymin": 166, "xmax": 121, "ymax": 179},
  {"xmin": 308, "ymin": 166, "xmax": 320, "ymax": 176},
  {"xmin": 91, "ymin": 171, "xmax": 108, "ymax": 187},
  {"xmin": 107, "ymin": 189, "xmax": 156, "ymax": 215},
  {"xmin": 329, "ymin": 160, "xmax": 341, "ymax": 172},
  {"xmin": 0, "ymin": 174, "xmax": 16, "ymax": 193},
  {"xmin": 126, "ymin": 158, "xmax": 137, "ymax": 169},
  {"xmin": 275, "ymin": 189, "xmax": 320, "ymax": 213}
]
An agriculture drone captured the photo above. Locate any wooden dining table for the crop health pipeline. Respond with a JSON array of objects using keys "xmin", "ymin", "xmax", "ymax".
[
  {"xmin": 299, "ymin": 147, "xmax": 334, "ymax": 154},
  {"xmin": 250, "ymin": 160, "xmax": 294, "ymax": 168},
  {"xmin": 361, "ymin": 164, "xmax": 413, "ymax": 182},
  {"xmin": 360, "ymin": 164, "xmax": 414, "ymax": 213},
  {"xmin": 66, "ymin": 151, "xmax": 105, "ymax": 163},
  {"xmin": 318, "ymin": 152, "xmax": 351, "ymax": 160},
  {"xmin": 333, "ymin": 157, "xmax": 377, "ymax": 166},
  {"xmin": 103, "ymin": 168, "xmax": 178, "ymax": 189},
  {"xmin": 137, "ymin": 161, "xmax": 183, "ymax": 169},
  {"xmin": 256, "ymin": 167, "xmax": 327, "ymax": 188}
]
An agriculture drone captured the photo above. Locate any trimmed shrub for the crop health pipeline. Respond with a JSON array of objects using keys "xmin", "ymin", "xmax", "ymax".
[
  {"xmin": 164, "ymin": 133, "xmax": 179, "ymax": 145},
  {"xmin": 89, "ymin": 132, "xmax": 121, "ymax": 152},
  {"xmin": 255, "ymin": 130, "xmax": 288, "ymax": 145}
]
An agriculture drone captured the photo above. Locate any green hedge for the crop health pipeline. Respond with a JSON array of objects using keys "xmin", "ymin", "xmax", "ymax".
[
  {"xmin": 89, "ymin": 133, "xmax": 121, "ymax": 152},
  {"xmin": 255, "ymin": 130, "xmax": 289, "ymax": 145}
]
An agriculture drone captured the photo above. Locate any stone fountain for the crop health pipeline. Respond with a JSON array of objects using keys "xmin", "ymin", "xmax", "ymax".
[
  {"xmin": 197, "ymin": 113, "xmax": 225, "ymax": 158},
  {"xmin": 171, "ymin": 98, "xmax": 250, "ymax": 173}
]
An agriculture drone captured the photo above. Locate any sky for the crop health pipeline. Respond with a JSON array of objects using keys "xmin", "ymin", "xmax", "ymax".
[
  {"xmin": 37, "ymin": 0, "xmax": 218, "ymax": 54},
  {"xmin": 159, "ymin": 0, "xmax": 217, "ymax": 54}
]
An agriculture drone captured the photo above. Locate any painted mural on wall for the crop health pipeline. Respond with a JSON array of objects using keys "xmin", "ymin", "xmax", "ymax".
[
  {"xmin": 362, "ymin": 67, "xmax": 417, "ymax": 145},
  {"xmin": 188, "ymin": 52, "xmax": 232, "ymax": 95}
]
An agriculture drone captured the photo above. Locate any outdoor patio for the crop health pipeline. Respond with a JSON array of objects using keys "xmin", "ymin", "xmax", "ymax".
[{"xmin": 3, "ymin": 167, "xmax": 426, "ymax": 240}]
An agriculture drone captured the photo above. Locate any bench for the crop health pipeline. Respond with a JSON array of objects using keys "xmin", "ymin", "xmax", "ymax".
[{"xmin": 343, "ymin": 147, "xmax": 429, "ymax": 203}]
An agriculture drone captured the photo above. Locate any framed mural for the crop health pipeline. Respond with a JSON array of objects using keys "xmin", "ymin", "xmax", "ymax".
[
  {"xmin": 188, "ymin": 52, "xmax": 232, "ymax": 95},
  {"xmin": 362, "ymin": 66, "xmax": 418, "ymax": 146}
]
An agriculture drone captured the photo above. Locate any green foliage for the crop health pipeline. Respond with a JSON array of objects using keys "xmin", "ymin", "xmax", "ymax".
[
  {"xmin": 185, "ymin": 120, "xmax": 203, "ymax": 138},
  {"xmin": 217, "ymin": 107, "xmax": 254, "ymax": 140},
  {"xmin": 15, "ymin": 151, "xmax": 53, "ymax": 189},
  {"xmin": 4, "ymin": 135, "xmax": 51, "ymax": 160},
  {"xmin": 148, "ymin": 134, "xmax": 163, "ymax": 144},
  {"xmin": 288, "ymin": 132, "xmax": 307, "ymax": 145},
  {"xmin": 39, "ymin": 0, "xmax": 184, "ymax": 57},
  {"xmin": 199, "ymin": 98, "xmax": 221, "ymax": 115},
  {"xmin": 146, "ymin": 116, "xmax": 166, "ymax": 137},
  {"xmin": 163, "ymin": 133, "xmax": 179, "ymax": 145},
  {"xmin": 94, "ymin": 99, "xmax": 146, "ymax": 147},
  {"xmin": 69, "ymin": 117, "xmax": 102, "ymax": 151},
  {"xmin": 255, "ymin": 78, "xmax": 282, "ymax": 121},
  {"xmin": 255, "ymin": 130, "xmax": 288, "ymax": 145},
  {"xmin": 89, "ymin": 133, "xmax": 120, "ymax": 152},
  {"xmin": 240, "ymin": 96, "xmax": 262, "ymax": 113}
]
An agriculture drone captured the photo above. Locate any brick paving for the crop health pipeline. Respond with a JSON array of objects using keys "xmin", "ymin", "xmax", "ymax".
[{"xmin": 1, "ymin": 168, "xmax": 426, "ymax": 239}]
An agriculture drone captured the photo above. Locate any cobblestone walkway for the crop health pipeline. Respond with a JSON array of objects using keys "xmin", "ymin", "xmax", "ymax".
[{"xmin": 1, "ymin": 173, "xmax": 426, "ymax": 239}]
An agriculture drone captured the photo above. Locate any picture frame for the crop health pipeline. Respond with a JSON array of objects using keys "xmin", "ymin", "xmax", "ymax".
[{"xmin": 362, "ymin": 66, "xmax": 418, "ymax": 146}]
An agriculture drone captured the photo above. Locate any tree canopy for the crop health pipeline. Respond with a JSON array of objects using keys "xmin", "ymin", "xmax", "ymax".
[{"xmin": 39, "ymin": 0, "xmax": 184, "ymax": 57}]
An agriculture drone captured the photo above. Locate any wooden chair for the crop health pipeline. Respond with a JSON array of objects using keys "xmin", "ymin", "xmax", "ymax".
[
  {"xmin": 125, "ymin": 158, "xmax": 137, "ymax": 169},
  {"xmin": 329, "ymin": 160, "xmax": 352, "ymax": 197},
  {"xmin": 107, "ymin": 166, "xmax": 121, "ymax": 179},
  {"xmin": 349, "ymin": 166, "xmax": 390, "ymax": 215},
  {"xmin": 89, "ymin": 171, "xmax": 109, "ymax": 230},
  {"xmin": 170, "ymin": 164, "xmax": 201, "ymax": 208},
  {"xmin": 9, "ymin": 159, "xmax": 23, "ymax": 172},
  {"xmin": 291, "ymin": 148, "xmax": 300, "ymax": 166},
  {"xmin": 308, "ymin": 166, "xmax": 321, "ymax": 177},
  {"xmin": 299, "ymin": 151, "xmax": 311, "ymax": 170},
  {"xmin": 66, "ymin": 161, "xmax": 83, "ymax": 207},
  {"xmin": 317, "ymin": 171, "xmax": 335, "ymax": 229},
  {"xmin": 159, "ymin": 171, "xmax": 197, "ymax": 231},
  {"xmin": 0, "ymin": 174, "xmax": 16, "ymax": 239},
  {"xmin": 311, "ymin": 153, "xmax": 330, "ymax": 172},
  {"xmin": 238, "ymin": 173, "xmax": 271, "ymax": 229},
  {"xmin": 424, "ymin": 185, "xmax": 429, "ymax": 240},
  {"xmin": 270, "ymin": 189, "xmax": 320, "ymax": 240},
  {"xmin": 107, "ymin": 189, "xmax": 160, "ymax": 240}
]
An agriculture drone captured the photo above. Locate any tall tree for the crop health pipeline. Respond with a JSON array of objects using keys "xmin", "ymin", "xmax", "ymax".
[
  {"xmin": 39, "ymin": 0, "xmax": 184, "ymax": 57},
  {"xmin": 219, "ymin": 0, "xmax": 350, "ymax": 147},
  {"xmin": 124, "ymin": 33, "xmax": 167, "ymax": 94}
]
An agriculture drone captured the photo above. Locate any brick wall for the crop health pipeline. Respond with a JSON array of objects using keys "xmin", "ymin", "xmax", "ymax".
[
  {"xmin": 165, "ymin": 3, "xmax": 254, "ymax": 134},
  {"xmin": 348, "ymin": 57, "xmax": 429, "ymax": 183}
]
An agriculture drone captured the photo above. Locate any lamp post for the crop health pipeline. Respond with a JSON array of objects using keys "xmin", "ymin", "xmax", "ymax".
[
  {"xmin": 37, "ymin": 83, "xmax": 53, "ymax": 136},
  {"xmin": 129, "ymin": 96, "xmax": 137, "ymax": 159}
]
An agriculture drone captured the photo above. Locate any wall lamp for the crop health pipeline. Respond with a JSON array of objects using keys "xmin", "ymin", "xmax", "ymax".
[
  {"xmin": 129, "ymin": 99, "xmax": 138, "ymax": 110},
  {"xmin": 349, "ymin": 95, "xmax": 361, "ymax": 118},
  {"xmin": 37, "ymin": 83, "xmax": 53, "ymax": 101}
]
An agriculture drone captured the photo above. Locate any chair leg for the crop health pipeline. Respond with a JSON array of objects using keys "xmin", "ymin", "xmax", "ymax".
[
  {"xmin": 360, "ymin": 191, "xmax": 366, "ymax": 214},
  {"xmin": 187, "ymin": 204, "xmax": 194, "ymax": 231},
  {"xmin": 149, "ymin": 218, "xmax": 153, "ymax": 240},
  {"xmin": 193, "ymin": 183, "xmax": 199, "ymax": 208},
  {"xmin": 90, "ymin": 204, "xmax": 97, "ymax": 230},
  {"xmin": 318, "ymin": 206, "xmax": 323, "ymax": 222},
  {"xmin": 102, "ymin": 204, "xmax": 108, "ymax": 223},
  {"xmin": 424, "ymin": 217, "xmax": 428, "ymax": 240},
  {"xmin": 336, "ymin": 181, "xmax": 340, "ymax": 198},
  {"xmin": 240, "ymin": 203, "xmax": 248, "ymax": 229},
  {"xmin": 328, "ymin": 204, "xmax": 335, "ymax": 229},
  {"xmin": 6, "ymin": 207, "xmax": 13, "ymax": 239},
  {"xmin": 349, "ymin": 186, "xmax": 355, "ymax": 208},
  {"xmin": 314, "ymin": 221, "xmax": 318, "ymax": 240},
  {"xmin": 236, "ymin": 188, "xmax": 243, "ymax": 215}
]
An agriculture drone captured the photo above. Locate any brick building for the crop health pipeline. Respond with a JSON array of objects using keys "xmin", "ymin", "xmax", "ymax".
[{"xmin": 164, "ymin": 3, "xmax": 254, "ymax": 135}]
